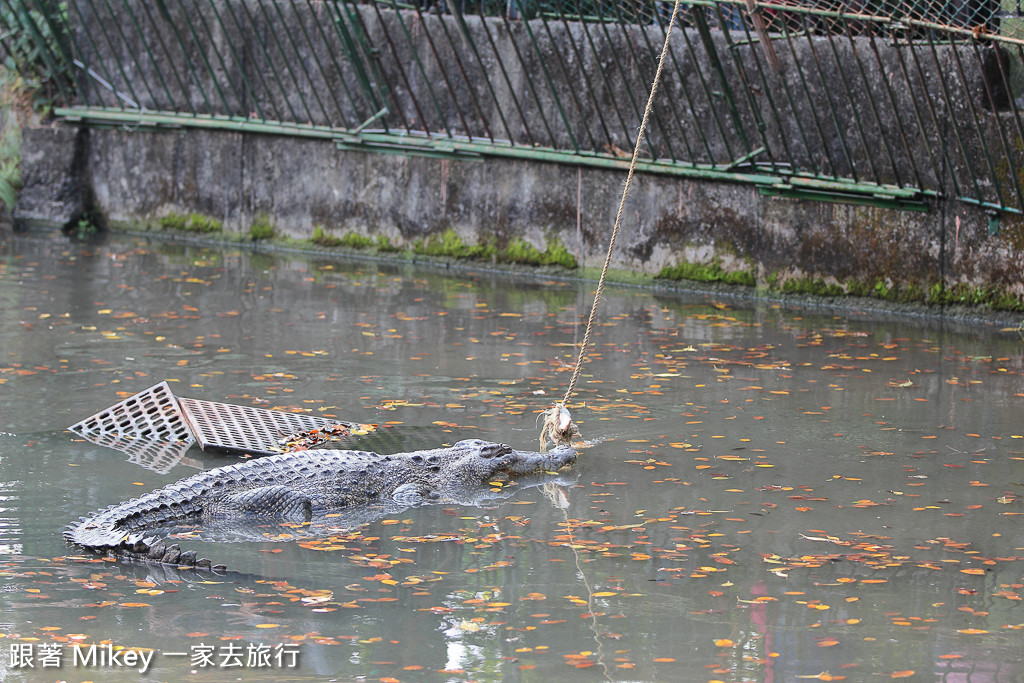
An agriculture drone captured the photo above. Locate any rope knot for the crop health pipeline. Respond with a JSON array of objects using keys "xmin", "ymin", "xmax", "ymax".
[{"xmin": 540, "ymin": 402, "xmax": 579, "ymax": 452}]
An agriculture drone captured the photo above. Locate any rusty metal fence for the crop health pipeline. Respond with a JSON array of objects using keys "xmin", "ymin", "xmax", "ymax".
[{"xmin": 4, "ymin": 0, "xmax": 1024, "ymax": 219}]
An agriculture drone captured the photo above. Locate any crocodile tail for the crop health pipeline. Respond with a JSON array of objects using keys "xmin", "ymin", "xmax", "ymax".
[{"xmin": 63, "ymin": 510, "xmax": 227, "ymax": 573}]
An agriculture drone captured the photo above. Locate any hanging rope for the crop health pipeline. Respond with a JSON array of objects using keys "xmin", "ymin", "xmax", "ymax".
[{"xmin": 541, "ymin": 0, "xmax": 683, "ymax": 450}]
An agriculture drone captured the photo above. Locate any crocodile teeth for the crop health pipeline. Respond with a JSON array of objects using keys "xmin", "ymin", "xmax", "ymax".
[{"xmin": 147, "ymin": 540, "xmax": 166, "ymax": 559}]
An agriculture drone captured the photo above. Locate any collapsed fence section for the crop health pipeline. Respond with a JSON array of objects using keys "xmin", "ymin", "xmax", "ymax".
[{"xmin": 4, "ymin": 0, "xmax": 1024, "ymax": 217}]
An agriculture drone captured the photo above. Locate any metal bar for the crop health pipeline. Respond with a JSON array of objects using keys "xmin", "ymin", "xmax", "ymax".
[
  {"xmin": 136, "ymin": 0, "xmax": 197, "ymax": 112},
  {"xmin": 21, "ymin": 0, "xmax": 77, "ymax": 105},
  {"xmin": 399, "ymin": 0, "xmax": 468, "ymax": 139},
  {"xmin": 897, "ymin": 40, "xmax": 958, "ymax": 196},
  {"xmin": 530, "ymin": 0, "xmax": 599, "ymax": 150},
  {"xmin": 353, "ymin": 107, "xmax": 389, "ymax": 133},
  {"xmin": 211, "ymin": 0, "xmax": 278, "ymax": 120},
  {"xmin": 649, "ymin": 6, "xmax": 711, "ymax": 163},
  {"xmin": 450, "ymin": 7, "xmax": 514, "ymax": 143},
  {"xmin": 727, "ymin": 5, "xmax": 793, "ymax": 175},
  {"xmin": 690, "ymin": 7, "xmax": 747, "ymax": 159},
  {"xmin": 304, "ymin": 0, "xmax": 363, "ymax": 127},
  {"xmin": 153, "ymin": 0, "xmax": 216, "ymax": 114},
  {"xmin": 775, "ymin": 19, "xmax": 839, "ymax": 176},
  {"xmin": 264, "ymin": 0, "xmax": 331, "ymax": 124},
  {"xmin": 495, "ymin": 4, "xmax": 560, "ymax": 147},
  {"xmin": 837, "ymin": 15, "xmax": 906, "ymax": 186},
  {"xmin": 123, "ymin": 0, "xmax": 185, "ymax": 112},
  {"xmin": 233, "ymin": 0, "xmax": 302, "ymax": 122},
  {"xmin": 381, "ymin": 0, "xmax": 454, "ymax": 137},
  {"xmin": 549, "ymin": 0, "xmax": 614, "ymax": 150},
  {"xmin": 989, "ymin": 43, "xmax": 1024, "ymax": 209},
  {"xmin": 507, "ymin": 0, "xmax": 580, "ymax": 152},
  {"xmin": 334, "ymin": 0, "xmax": 396, "ymax": 127},
  {"xmin": 710, "ymin": 4, "xmax": 781, "ymax": 173},
  {"xmin": 591, "ymin": 3, "xmax": 664, "ymax": 159},
  {"xmin": 428, "ymin": 4, "xmax": 495, "ymax": 142},
  {"xmin": 796, "ymin": 14, "xmax": 858, "ymax": 179},
  {"xmin": 290, "ymin": 0, "xmax": 350, "ymax": 125},
  {"xmin": 173, "ymin": 0, "xmax": 237, "ymax": 116},
  {"xmin": 345, "ymin": 2, "xmax": 399, "ymax": 133},
  {"xmin": 605, "ymin": 0, "xmax": 674, "ymax": 161},
  {"xmin": 75, "ymin": 0, "xmax": 145, "ymax": 109},
  {"xmin": 968, "ymin": 41, "xmax": 1024, "ymax": 210},
  {"xmin": 470, "ymin": 4, "xmax": 535, "ymax": 145},
  {"xmin": 409, "ymin": 3, "xmax": 477, "ymax": 139},
  {"xmin": 919, "ymin": 35, "xmax": 985, "ymax": 203},
  {"xmin": 362, "ymin": 0, "xmax": 423, "ymax": 135},
  {"xmin": 862, "ymin": 21, "xmax": 925, "ymax": 190},
  {"xmin": 250, "ymin": 0, "xmax": 317, "ymax": 123},
  {"xmin": 819, "ymin": 16, "xmax": 884, "ymax": 184},
  {"xmin": 946, "ymin": 42, "xmax": 1007, "ymax": 210}
]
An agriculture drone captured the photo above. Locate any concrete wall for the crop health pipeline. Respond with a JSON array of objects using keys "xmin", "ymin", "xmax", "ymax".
[{"xmin": 11, "ymin": 4, "xmax": 1024, "ymax": 307}]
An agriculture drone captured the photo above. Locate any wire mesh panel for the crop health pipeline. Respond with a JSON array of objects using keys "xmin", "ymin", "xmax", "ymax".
[{"xmin": 67, "ymin": 381, "xmax": 196, "ymax": 473}]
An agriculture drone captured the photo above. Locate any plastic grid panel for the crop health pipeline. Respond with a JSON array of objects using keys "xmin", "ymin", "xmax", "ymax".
[
  {"xmin": 67, "ymin": 381, "xmax": 195, "ymax": 473},
  {"xmin": 177, "ymin": 398, "xmax": 348, "ymax": 456}
]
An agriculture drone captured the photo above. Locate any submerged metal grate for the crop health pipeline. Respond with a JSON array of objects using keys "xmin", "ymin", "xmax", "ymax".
[
  {"xmin": 67, "ymin": 381, "xmax": 195, "ymax": 473},
  {"xmin": 177, "ymin": 398, "xmax": 353, "ymax": 456}
]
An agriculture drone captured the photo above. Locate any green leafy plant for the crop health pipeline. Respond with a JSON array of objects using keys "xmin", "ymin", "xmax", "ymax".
[
  {"xmin": 375, "ymin": 235, "xmax": 398, "ymax": 252},
  {"xmin": 158, "ymin": 213, "xmax": 188, "ymax": 231},
  {"xmin": 311, "ymin": 225, "xmax": 342, "ymax": 247},
  {"xmin": 338, "ymin": 231, "xmax": 374, "ymax": 249},
  {"xmin": 185, "ymin": 212, "xmax": 221, "ymax": 233},
  {"xmin": 0, "ymin": 1, "xmax": 74, "ymax": 110},
  {"xmin": 71, "ymin": 215, "xmax": 98, "ymax": 239},
  {"xmin": 249, "ymin": 214, "xmax": 274, "ymax": 241},
  {"xmin": 0, "ymin": 69, "xmax": 24, "ymax": 210}
]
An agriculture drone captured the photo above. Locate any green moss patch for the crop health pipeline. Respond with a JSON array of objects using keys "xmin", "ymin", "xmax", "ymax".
[
  {"xmin": 158, "ymin": 211, "xmax": 222, "ymax": 233},
  {"xmin": 501, "ymin": 237, "xmax": 577, "ymax": 268},
  {"xmin": 413, "ymin": 228, "xmax": 496, "ymax": 260},
  {"xmin": 657, "ymin": 259, "xmax": 755, "ymax": 287}
]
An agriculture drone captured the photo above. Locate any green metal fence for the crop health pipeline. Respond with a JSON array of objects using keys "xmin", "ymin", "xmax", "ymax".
[{"xmin": 4, "ymin": 0, "xmax": 1024, "ymax": 218}]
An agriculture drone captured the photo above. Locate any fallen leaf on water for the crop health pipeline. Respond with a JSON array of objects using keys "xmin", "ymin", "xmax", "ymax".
[{"xmin": 795, "ymin": 673, "xmax": 846, "ymax": 681}]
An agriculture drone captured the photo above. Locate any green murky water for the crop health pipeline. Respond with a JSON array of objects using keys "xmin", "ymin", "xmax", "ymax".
[{"xmin": 2, "ymin": 230, "xmax": 1023, "ymax": 682}]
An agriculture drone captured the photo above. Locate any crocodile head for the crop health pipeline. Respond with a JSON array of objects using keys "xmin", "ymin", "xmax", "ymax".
[{"xmin": 442, "ymin": 439, "xmax": 577, "ymax": 481}]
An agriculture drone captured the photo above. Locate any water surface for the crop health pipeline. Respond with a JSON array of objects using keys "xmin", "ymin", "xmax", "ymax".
[{"xmin": 1, "ymin": 231, "xmax": 1023, "ymax": 682}]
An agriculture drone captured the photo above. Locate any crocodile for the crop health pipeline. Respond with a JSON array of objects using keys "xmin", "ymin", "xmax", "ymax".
[{"xmin": 64, "ymin": 439, "xmax": 577, "ymax": 571}]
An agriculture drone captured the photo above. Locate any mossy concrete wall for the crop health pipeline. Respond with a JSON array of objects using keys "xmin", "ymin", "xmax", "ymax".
[{"xmin": 10, "ymin": 4, "xmax": 1024, "ymax": 308}]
